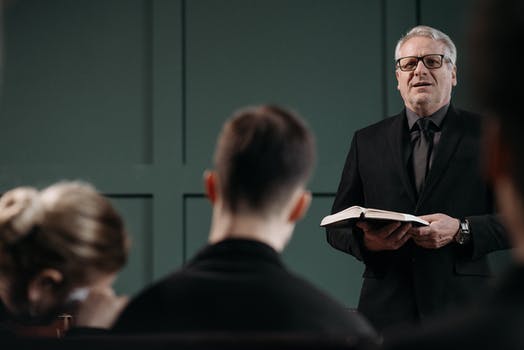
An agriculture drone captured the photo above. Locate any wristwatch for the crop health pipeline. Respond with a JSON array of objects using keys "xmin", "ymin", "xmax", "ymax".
[{"xmin": 454, "ymin": 218, "xmax": 471, "ymax": 245}]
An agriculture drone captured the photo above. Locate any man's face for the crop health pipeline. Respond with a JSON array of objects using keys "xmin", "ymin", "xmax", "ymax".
[{"xmin": 396, "ymin": 36, "xmax": 457, "ymax": 115}]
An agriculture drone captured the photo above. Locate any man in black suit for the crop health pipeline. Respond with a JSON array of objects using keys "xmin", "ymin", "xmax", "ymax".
[
  {"xmin": 385, "ymin": 1, "xmax": 524, "ymax": 348},
  {"xmin": 326, "ymin": 25, "xmax": 509, "ymax": 331},
  {"xmin": 105, "ymin": 105, "xmax": 376, "ymax": 339}
]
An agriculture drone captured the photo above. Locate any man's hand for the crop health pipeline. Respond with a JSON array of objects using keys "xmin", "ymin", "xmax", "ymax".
[
  {"xmin": 409, "ymin": 213, "xmax": 460, "ymax": 249},
  {"xmin": 357, "ymin": 221, "xmax": 412, "ymax": 252},
  {"xmin": 74, "ymin": 287, "xmax": 128, "ymax": 329}
]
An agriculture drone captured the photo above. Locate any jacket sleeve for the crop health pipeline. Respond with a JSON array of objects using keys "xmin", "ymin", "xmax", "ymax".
[
  {"xmin": 325, "ymin": 133, "xmax": 367, "ymax": 261},
  {"xmin": 467, "ymin": 214, "xmax": 510, "ymax": 260}
]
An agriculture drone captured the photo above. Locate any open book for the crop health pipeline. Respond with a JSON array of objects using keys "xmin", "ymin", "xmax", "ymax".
[{"xmin": 320, "ymin": 206, "xmax": 429, "ymax": 227}]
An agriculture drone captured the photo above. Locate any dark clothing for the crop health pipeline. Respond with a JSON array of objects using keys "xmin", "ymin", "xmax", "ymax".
[
  {"xmin": 385, "ymin": 264, "xmax": 524, "ymax": 350},
  {"xmin": 0, "ymin": 302, "xmax": 14, "ymax": 338},
  {"xmin": 113, "ymin": 239, "xmax": 376, "ymax": 339},
  {"xmin": 326, "ymin": 105, "xmax": 509, "ymax": 331}
]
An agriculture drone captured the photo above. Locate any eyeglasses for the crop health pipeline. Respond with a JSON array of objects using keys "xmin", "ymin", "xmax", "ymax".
[{"xmin": 396, "ymin": 54, "xmax": 447, "ymax": 71}]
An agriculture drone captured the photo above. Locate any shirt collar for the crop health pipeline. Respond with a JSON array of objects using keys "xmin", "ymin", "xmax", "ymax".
[{"xmin": 406, "ymin": 103, "xmax": 449, "ymax": 131}]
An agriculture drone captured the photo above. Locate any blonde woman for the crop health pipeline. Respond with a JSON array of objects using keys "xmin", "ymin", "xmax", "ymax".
[{"xmin": 0, "ymin": 181, "xmax": 129, "ymax": 336}]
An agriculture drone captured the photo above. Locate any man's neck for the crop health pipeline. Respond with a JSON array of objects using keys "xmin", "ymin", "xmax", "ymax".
[
  {"xmin": 208, "ymin": 207, "xmax": 292, "ymax": 253},
  {"xmin": 408, "ymin": 100, "xmax": 450, "ymax": 117}
]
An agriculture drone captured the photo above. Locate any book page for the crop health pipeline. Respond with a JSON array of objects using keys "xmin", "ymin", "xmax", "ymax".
[
  {"xmin": 364, "ymin": 209, "xmax": 428, "ymax": 226},
  {"xmin": 320, "ymin": 206, "xmax": 429, "ymax": 227},
  {"xmin": 320, "ymin": 206, "xmax": 364, "ymax": 227}
]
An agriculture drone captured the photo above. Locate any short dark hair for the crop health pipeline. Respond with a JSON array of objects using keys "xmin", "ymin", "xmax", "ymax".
[
  {"xmin": 470, "ymin": 0, "xmax": 524, "ymax": 198},
  {"xmin": 214, "ymin": 105, "xmax": 315, "ymax": 214}
]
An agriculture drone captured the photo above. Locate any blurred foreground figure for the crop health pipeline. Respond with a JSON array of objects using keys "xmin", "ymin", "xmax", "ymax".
[{"xmin": 0, "ymin": 181, "xmax": 129, "ymax": 337}]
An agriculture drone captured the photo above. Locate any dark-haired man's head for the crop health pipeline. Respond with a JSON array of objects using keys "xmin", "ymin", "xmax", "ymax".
[
  {"xmin": 205, "ymin": 105, "xmax": 316, "ymax": 251},
  {"xmin": 214, "ymin": 105, "xmax": 315, "ymax": 215},
  {"xmin": 470, "ymin": 0, "xmax": 524, "ymax": 257}
]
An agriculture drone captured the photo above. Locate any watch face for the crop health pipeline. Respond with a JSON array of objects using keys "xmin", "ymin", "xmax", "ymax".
[
  {"xmin": 455, "ymin": 219, "xmax": 470, "ymax": 245},
  {"xmin": 456, "ymin": 221, "xmax": 470, "ymax": 245}
]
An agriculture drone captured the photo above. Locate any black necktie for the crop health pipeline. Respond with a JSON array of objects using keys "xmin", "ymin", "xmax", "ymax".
[{"xmin": 412, "ymin": 118, "xmax": 435, "ymax": 194}]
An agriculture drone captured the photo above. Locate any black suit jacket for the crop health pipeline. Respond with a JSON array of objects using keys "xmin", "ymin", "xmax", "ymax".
[
  {"xmin": 384, "ymin": 264, "xmax": 524, "ymax": 350},
  {"xmin": 326, "ymin": 106, "xmax": 509, "ymax": 330},
  {"xmin": 113, "ymin": 239, "xmax": 377, "ymax": 339}
]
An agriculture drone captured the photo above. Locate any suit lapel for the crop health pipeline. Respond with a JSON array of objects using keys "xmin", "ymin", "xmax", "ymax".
[
  {"xmin": 388, "ymin": 111, "xmax": 417, "ymax": 205},
  {"xmin": 418, "ymin": 105, "xmax": 464, "ymax": 206}
]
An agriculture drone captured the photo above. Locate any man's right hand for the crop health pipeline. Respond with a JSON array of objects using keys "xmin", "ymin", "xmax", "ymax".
[{"xmin": 356, "ymin": 221, "xmax": 412, "ymax": 251}]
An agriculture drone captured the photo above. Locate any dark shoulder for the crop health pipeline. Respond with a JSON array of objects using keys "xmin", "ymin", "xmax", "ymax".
[
  {"xmin": 453, "ymin": 107, "xmax": 483, "ymax": 119},
  {"xmin": 453, "ymin": 106, "xmax": 483, "ymax": 126},
  {"xmin": 131, "ymin": 270, "xmax": 182, "ymax": 301},
  {"xmin": 281, "ymin": 270, "xmax": 377, "ymax": 336},
  {"xmin": 112, "ymin": 270, "xmax": 184, "ymax": 331},
  {"xmin": 355, "ymin": 113, "xmax": 403, "ymax": 139}
]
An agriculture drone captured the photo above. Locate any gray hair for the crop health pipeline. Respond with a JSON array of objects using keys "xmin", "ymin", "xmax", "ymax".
[{"xmin": 395, "ymin": 25, "xmax": 457, "ymax": 65}]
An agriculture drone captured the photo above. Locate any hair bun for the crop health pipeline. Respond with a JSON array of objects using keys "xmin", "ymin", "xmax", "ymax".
[{"xmin": 0, "ymin": 187, "xmax": 42, "ymax": 243}]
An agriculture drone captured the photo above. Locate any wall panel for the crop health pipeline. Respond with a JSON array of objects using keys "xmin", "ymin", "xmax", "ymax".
[
  {"xmin": 185, "ymin": 0, "xmax": 384, "ymax": 192},
  {"xmin": 384, "ymin": 0, "xmax": 417, "ymax": 116},
  {"xmin": 150, "ymin": 0, "xmax": 185, "ymax": 279},
  {"xmin": 420, "ymin": 0, "xmax": 475, "ymax": 112},
  {"xmin": 111, "ymin": 196, "xmax": 154, "ymax": 296},
  {"xmin": 1, "ymin": 0, "xmax": 152, "ymax": 164},
  {"xmin": 184, "ymin": 195, "xmax": 211, "ymax": 261},
  {"xmin": 284, "ymin": 196, "xmax": 364, "ymax": 306}
]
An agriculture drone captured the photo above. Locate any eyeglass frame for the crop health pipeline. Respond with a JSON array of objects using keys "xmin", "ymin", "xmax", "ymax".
[{"xmin": 395, "ymin": 54, "xmax": 451, "ymax": 72}]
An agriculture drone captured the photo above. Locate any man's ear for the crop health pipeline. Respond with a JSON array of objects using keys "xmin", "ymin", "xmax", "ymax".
[
  {"xmin": 28, "ymin": 268, "xmax": 63, "ymax": 305},
  {"xmin": 395, "ymin": 70, "xmax": 401, "ymax": 90},
  {"xmin": 204, "ymin": 170, "xmax": 218, "ymax": 204},
  {"xmin": 288, "ymin": 190, "xmax": 312, "ymax": 223},
  {"xmin": 452, "ymin": 65, "xmax": 458, "ymax": 87},
  {"xmin": 484, "ymin": 117, "xmax": 511, "ymax": 182}
]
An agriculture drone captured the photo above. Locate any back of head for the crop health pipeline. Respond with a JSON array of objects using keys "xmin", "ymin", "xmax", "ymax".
[
  {"xmin": 470, "ymin": 0, "xmax": 524, "ymax": 198},
  {"xmin": 0, "ymin": 181, "xmax": 129, "ymax": 320},
  {"xmin": 214, "ymin": 105, "xmax": 315, "ymax": 215},
  {"xmin": 395, "ymin": 25, "xmax": 457, "ymax": 65}
]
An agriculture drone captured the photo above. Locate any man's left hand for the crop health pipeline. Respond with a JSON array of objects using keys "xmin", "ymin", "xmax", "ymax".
[{"xmin": 409, "ymin": 213, "xmax": 460, "ymax": 249}]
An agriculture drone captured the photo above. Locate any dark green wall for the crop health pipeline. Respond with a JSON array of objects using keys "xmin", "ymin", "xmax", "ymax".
[{"xmin": 0, "ymin": 0, "xmax": 509, "ymax": 306}]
